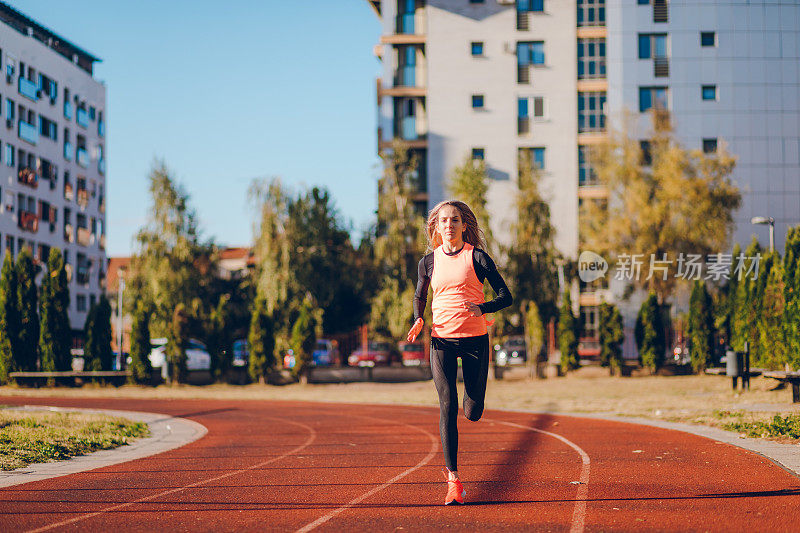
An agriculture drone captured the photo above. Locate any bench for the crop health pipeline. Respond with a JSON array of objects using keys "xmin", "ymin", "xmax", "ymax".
[
  {"xmin": 762, "ymin": 371, "xmax": 800, "ymax": 403},
  {"xmin": 9, "ymin": 371, "xmax": 131, "ymax": 387}
]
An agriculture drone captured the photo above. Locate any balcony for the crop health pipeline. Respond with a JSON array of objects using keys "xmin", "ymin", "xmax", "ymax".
[
  {"xmin": 18, "ymin": 120, "xmax": 38, "ymax": 145},
  {"xmin": 77, "ymin": 188, "xmax": 89, "ymax": 208},
  {"xmin": 98, "ymin": 158, "xmax": 106, "ymax": 175},
  {"xmin": 396, "ymin": 12, "xmax": 415, "ymax": 34},
  {"xmin": 18, "ymin": 211, "xmax": 39, "ymax": 233},
  {"xmin": 64, "ymin": 182, "xmax": 74, "ymax": 201},
  {"xmin": 518, "ymin": 117, "xmax": 530, "ymax": 135},
  {"xmin": 64, "ymin": 141, "xmax": 73, "ymax": 161},
  {"xmin": 76, "ymin": 266, "xmax": 90, "ymax": 285},
  {"xmin": 64, "ymin": 223, "xmax": 74, "ymax": 243},
  {"xmin": 380, "ymin": 34, "xmax": 425, "ymax": 45},
  {"xmin": 77, "ymin": 227, "xmax": 91, "ymax": 247},
  {"xmin": 17, "ymin": 167, "xmax": 38, "ymax": 188},
  {"xmin": 64, "ymin": 101, "xmax": 73, "ymax": 120},
  {"xmin": 76, "ymin": 108, "xmax": 89, "ymax": 128},
  {"xmin": 395, "ymin": 65, "xmax": 416, "ymax": 87},
  {"xmin": 18, "ymin": 77, "xmax": 39, "ymax": 101},
  {"xmin": 400, "ymin": 116, "xmax": 417, "ymax": 140},
  {"xmin": 654, "ymin": 57, "xmax": 669, "ymax": 77},
  {"xmin": 76, "ymin": 147, "xmax": 89, "ymax": 168}
]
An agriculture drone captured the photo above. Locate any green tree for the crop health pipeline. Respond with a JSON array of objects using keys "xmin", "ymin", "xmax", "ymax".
[
  {"xmin": 599, "ymin": 302, "xmax": 625, "ymax": 375},
  {"xmin": 730, "ymin": 237, "xmax": 762, "ymax": 352},
  {"xmin": 369, "ymin": 276, "xmax": 416, "ymax": 340},
  {"xmin": 15, "ymin": 247, "xmax": 38, "ymax": 371},
  {"xmin": 524, "ymin": 300, "xmax": 545, "ymax": 366},
  {"xmin": 635, "ymin": 292, "xmax": 666, "ymax": 372},
  {"xmin": 557, "ymin": 288, "xmax": 579, "ymax": 373},
  {"xmin": 39, "ymin": 249, "xmax": 71, "ymax": 372},
  {"xmin": 712, "ymin": 242, "xmax": 742, "ymax": 355},
  {"xmin": 784, "ymin": 225, "xmax": 800, "ymax": 370},
  {"xmin": 128, "ymin": 301, "xmax": 152, "ymax": 384},
  {"xmin": 758, "ymin": 261, "xmax": 787, "ymax": 370},
  {"xmin": 0, "ymin": 251, "xmax": 19, "ymax": 382},
  {"xmin": 85, "ymin": 296, "xmax": 113, "ymax": 371},
  {"xmin": 290, "ymin": 296, "xmax": 318, "ymax": 377},
  {"xmin": 582, "ymin": 109, "xmax": 741, "ymax": 304},
  {"xmin": 448, "ymin": 154, "xmax": 493, "ymax": 251},
  {"xmin": 687, "ymin": 280, "xmax": 714, "ymax": 373},
  {"xmin": 207, "ymin": 294, "xmax": 231, "ymax": 379},
  {"xmin": 167, "ymin": 303, "xmax": 190, "ymax": 384},
  {"xmin": 248, "ymin": 296, "xmax": 275, "ymax": 383}
]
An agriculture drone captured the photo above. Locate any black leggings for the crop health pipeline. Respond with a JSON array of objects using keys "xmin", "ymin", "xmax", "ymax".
[{"xmin": 430, "ymin": 334, "xmax": 490, "ymax": 472}]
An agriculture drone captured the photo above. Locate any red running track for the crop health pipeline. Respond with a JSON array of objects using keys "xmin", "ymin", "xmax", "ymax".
[{"xmin": 0, "ymin": 396, "xmax": 798, "ymax": 532}]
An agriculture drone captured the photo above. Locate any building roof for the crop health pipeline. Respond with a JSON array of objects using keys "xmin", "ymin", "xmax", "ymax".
[
  {"xmin": 0, "ymin": 1, "xmax": 101, "ymax": 75},
  {"xmin": 105, "ymin": 256, "xmax": 131, "ymax": 294}
]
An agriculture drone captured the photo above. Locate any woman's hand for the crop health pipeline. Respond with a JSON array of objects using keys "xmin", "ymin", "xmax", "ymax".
[
  {"xmin": 407, "ymin": 318, "xmax": 424, "ymax": 342},
  {"xmin": 466, "ymin": 302, "xmax": 483, "ymax": 317}
]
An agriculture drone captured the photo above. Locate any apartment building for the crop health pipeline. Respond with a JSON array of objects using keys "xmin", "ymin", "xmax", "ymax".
[
  {"xmin": 367, "ymin": 0, "xmax": 800, "ymax": 344},
  {"xmin": 0, "ymin": 2, "xmax": 107, "ymax": 340}
]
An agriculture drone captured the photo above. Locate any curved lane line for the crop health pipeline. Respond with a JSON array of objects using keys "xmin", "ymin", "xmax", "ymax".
[
  {"xmin": 486, "ymin": 417, "xmax": 591, "ymax": 533},
  {"xmin": 28, "ymin": 417, "xmax": 318, "ymax": 533},
  {"xmin": 296, "ymin": 413, "xmax": 438, "ymax": 533}
]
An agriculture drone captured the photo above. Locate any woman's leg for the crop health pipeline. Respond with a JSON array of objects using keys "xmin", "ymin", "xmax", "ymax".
[
  {"xmin": 430, "ymin": 337, "xmax": 459, "ymax": 472},
  {"xmin": 461, "ymin": 334, "xmax": 490, "ymax": 422}
]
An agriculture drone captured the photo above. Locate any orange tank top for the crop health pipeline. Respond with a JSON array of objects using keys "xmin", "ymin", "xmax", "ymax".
[{"xmin": 430, "ymin": 243, "xmax": 488, "ymax": 338}]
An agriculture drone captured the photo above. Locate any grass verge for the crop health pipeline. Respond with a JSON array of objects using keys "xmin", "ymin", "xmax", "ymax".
[{"xmin": 0, "ymin": 409, "xmax": 150, "ymax": 471}]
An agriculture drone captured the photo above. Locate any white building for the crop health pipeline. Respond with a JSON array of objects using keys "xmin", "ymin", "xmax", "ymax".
[
  {"xmin": 0, "ymin": 2, "xmax": 107, "ymax": 339},
  {"xmin": 367, "ymin": 0, "xmax": 800, "ymax": 344}
]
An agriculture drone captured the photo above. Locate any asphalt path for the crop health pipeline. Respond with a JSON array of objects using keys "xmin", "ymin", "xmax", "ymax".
[{"xmin": 0, "ymin": 396, "xmax": 798, "ymax": 532}]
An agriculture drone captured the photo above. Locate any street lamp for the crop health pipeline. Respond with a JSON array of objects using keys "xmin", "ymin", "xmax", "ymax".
[
  {"xmin": 750, "ymin": 216, "xmax": 774, "ymax": 253},
  {"xmin": 116, "ymin": 267, "xmax": 125, "ymax": 371}
]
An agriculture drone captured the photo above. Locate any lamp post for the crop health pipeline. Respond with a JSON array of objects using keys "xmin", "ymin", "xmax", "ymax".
[
  {"xmin": 750, "ymin": 216, "xmax": 775, "ymax": 253},
  {"xmin": 116, "ymin": 267, "xmax": 125, "ymax": 371}
]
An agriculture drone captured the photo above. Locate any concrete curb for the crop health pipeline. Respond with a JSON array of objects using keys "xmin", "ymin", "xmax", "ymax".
[{"xmin": 0, "ymin": 405, "xmax": 208, "ymax": 488}]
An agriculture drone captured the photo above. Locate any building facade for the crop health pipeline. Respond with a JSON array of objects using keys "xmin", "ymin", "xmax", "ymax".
[
  {"xmin": 0, "ymin": 2, "xmax": 107, "ymax": 340},
  {"xmin": 368, "ymin": 0, "xmax": 800, "ymax": 345}
]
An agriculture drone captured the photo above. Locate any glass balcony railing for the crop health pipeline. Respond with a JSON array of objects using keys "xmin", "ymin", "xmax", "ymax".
[
  {"xmin": 18, "ymin": 77, "xmax": 39, "ymax": 101},
  {"xmin": 64, "ymin": 141, "xmax": 73, "ymax": 160},
  {"xmin": 401, "ymin": 116, "xmax": 417, "ymax": 140},
  {"xmin": 98, "ymin": 158, "xmax": 105, "ymax": 175},
  {"xmin": 76, "ymin": 147, "xmax": 89, "ymax": 168},
  {"xmin": 18, "ymin": 120, "xmax": 38, "ymax": 145},
  {"xmin": 64, "ymin": 101, "xmax": 73, "ymax": 120},
  {"xmin": 76, "ymin": 108, "xmax": 89, "ymax": 128}
]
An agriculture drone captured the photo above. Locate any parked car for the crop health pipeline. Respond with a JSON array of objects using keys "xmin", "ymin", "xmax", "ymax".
[
  {"xmin": 398, "ymin": 341, "xmax": 429, "ymax": 367},
  {"xmin": 578, "ymin": 337, "xmax": 601, "ymax": 362},
  {"xmin": 348, "ymin": 341, "xmax": 392, "ymax": 367},
  {"xmin": 232, "ymin": 339, "xmax": 249, "ymax": 367},
  {"xmin": 494, "ymin": 336, "xmax": 528, "ymax": 367},
  {"xmin": 149, "ymin": 338, "xmax": 212, "ymax": 379},
  {"xmin": 313, "ymin": 339, "xmax": 339, "ymax": 367}
]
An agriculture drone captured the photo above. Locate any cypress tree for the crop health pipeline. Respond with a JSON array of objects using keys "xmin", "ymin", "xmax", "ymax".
[
  {"xmin": 248, "ymin": 296, "xmax": 275, "ymax": 384},
  {"xmin": 758, "ymin": 261, "xmax": 787, "ymax": 370},
  {"xmin": 557, "ymin": 288, "xmax": 579, "ymax": 373},
  {"xmin": 599, "ymin": 302, "xmax": 624, "ymax": 375},
  {"xmin": 0, "ymin": 251, "xmax": 19, "ymax": 382},
  {"xmin": 39, "ymin": 249, "xmax": 72, "ymax": 372},
  {"xmin": 636, "ymin": 292, "xmax": 665, "ymax": 372},
  {"xmin": 128, "ymin": 301, "xmax": 152, "ymax": 383},
  {"xmin": 15, "ymin": 247, "xmax": 39, "ymax": 371},
  {"xmin": 290, "ymin": 296, "xmax": 317, "ymax": 377},
  {"xmin": 85, "ymin": 295, "xmax": 113, "ymax": 371},
  {"xmin": 688, "ymin": 280, "xmax": 714, "ymax": 373},
  {"xmin": 167, "ymin": 303, "xmax": 189, "ymax": 383},
  {"xmin": 784, "ymin": 225, "xmax": 800, "ymax": 370}
]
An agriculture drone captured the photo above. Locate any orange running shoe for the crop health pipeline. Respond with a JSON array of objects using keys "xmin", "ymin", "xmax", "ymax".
[{"xmin": 443, "ymin": 469, "xmax": 465, "ymax": 505}]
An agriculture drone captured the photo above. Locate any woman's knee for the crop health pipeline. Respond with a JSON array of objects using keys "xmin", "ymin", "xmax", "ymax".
[{"xmin": 464, "ymin": 401, "xmax": 484, "ymax": 422}]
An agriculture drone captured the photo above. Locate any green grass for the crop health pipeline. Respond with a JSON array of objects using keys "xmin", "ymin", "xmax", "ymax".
[
  {"xmin": 720, "ymin": 413, "xmax": 800, "ymax": 440},
  {"xmin": 0, "ymin": 409, "xmax": 150, "ymax": 471}
]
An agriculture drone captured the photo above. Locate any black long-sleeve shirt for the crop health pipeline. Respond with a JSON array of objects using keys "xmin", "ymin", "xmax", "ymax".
[{"xmin": 413, "ymin": 246, "xmax": 513, "ymax": 323}]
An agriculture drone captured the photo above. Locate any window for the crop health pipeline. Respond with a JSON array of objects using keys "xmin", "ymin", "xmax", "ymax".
[
  {"xmin": 89, "ymin": 293, "xmax": 96, "ymax": 308},
  {"xmin": 638, "ymin": 86, "xmax": 668, "ymax": 112},
  {"xmin": 637, "ymin": 0, "xmax": 649, "ymax": 4},
  {"xmin": 396, "ymin": 46, "xmax": 416, "ymax": 86},
  {"xmin": 38, "ymin": 115, "xmax": 57, "ymax": 141},
  {"xmin": 640, "ymin": 140, "xmax": 652, "ymax": 165},
  {"xmin": 578, "ymin": 146, "xmax": 597, "ymax": 186},
  {"xmin": 638, "ymin": 34, "xmax": 667, "ymax": 59},
  {"xmin": 471, "ymin": 42, "xmax": 484, "ymax": 56},
  {"xmin": 578, "ymin": 38, "xmax": 606, "ymax": 79},
  {"xmin": 397, "ymin": 0, "xmax": 415, "ymax": 34},
  {"xmin": 4, "ymin": 143, "xmax": 13, "ymax": 166},
  {"xmin": 578, "ymin": 91, "xmax": 606, "ymax": 132},
  {"xmin": 469, "ymin": 0, "xmax": 484, "ymax": 3},
  {"xmin": 517, "ymin": 41, "xmax": 544, "ymax": 83},
  {"xmin": 518, "ymin": 0, "xmax": 544, "ymax": 12},
  {"xmin": 702, "ymin": 85, "xmax": 717, "ymax": 101},
  {"xmin": 472, "ymin": 148, "xmax": 485, "ymax": 160},
  {"xmin": 577, "ymin": 0, "xmax": 605, "ymax": 27},
  {"xmin": 701, "ymin": 32, "xmax": 716, "ymax": 47},
  {"xmin": 77, "ymin": 294, "xmax": 87, "ymax": 312},
  {"xmin": 472, "ymin": 94, "xmax": 485, "ymax": 109},
  {"xmin": 518, "ymin": 96, "xmax": 545, "ymax": 133},
  {"xmin": 519, "ymin": 147, "xmax": 545, "ymax": 170},
  {"xmin": 5, "ymin": 236, "xmax": 12, "ymax": 257},
  {"xmin": 5, "ymin": 98, "xmax": 14, "ymax": 120},
  {"xmin": 703, "ymin": 138, "xmax": 717, "ymax": 154}
]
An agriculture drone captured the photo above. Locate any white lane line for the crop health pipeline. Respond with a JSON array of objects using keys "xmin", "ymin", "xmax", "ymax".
[
  {"xmin": 28, "ymin": 417, "xmax": 317, "ymax": 533},
  {"xmin": 296, "ymin": 414, "xmax": 438, "ymax": 533},
  {"xmin": 486, "ymin": 417, "xmax": 591, "ymax": 533}
]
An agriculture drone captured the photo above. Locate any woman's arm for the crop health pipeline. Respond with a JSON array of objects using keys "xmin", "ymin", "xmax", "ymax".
[
  {"xmin": 413, "ymin": 254, "xmax": 433, "ymax": 322},
  {"xmin": 473, "ymin": 249, "xmax": 513, "ymax": 314}
]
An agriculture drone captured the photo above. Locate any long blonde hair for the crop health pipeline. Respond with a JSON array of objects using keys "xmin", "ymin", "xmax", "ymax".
[{"xmin": 426, "ymin": 200, "xmax": 487, "ymax": 252}]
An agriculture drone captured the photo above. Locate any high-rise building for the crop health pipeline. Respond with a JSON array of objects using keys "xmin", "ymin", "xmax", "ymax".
[
  {"xmin": 367, "ymin": 0, "xmax": 800, "ymax": 346},
  {"xmin": 0, "ymin": 2, "xmax": 107, "ymax": 341}
]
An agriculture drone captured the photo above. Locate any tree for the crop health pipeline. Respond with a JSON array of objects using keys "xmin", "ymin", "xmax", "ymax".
[
  {"xmin": 758, "ymin": 261, "xmax": 787, "ymax": 370},
  {"xmin": 712, "ymin": 242, "xmax": 741, "ymax": 355},
  {"xmin": 730, "ymin": 237, "xmax": 762, "ymax": 352},
  {"xmin": 128, "ymin": 301, "xmax": 152, "ymax": 384},
  {"xmin": 85, "ymin": 296, "xmax": 113, "ymax": 371},
  {"xmin": 635, "ymin": 292, "xmax": 666, "ymax": 372},
  {"xmin": 599, "ymin": 302, "xmax": 625, "ymax": 375},
  {"xmin": 248, "ymin": 296, "xmax": 275, "ymax": 384},
  {"xmin": 290, "ymin": 296, "xmax": 318, "ymax": 377},
  {"xmin": 39, "ymin": 249, "xmax": 72, "ymax": 372},
  {"xmin": 687, "ymin": 280, "xmax": 714, "ymax": 373},
  {"xmin": 784, "ymin": 225, "xmax": 800, "ymax": 370},
  {"xmin": 0, "ymin": 251, "xmax": 19, "ymax": 382},
  {"xmin": 448, "ymin": 154, "xmax": 493, "ymax": 251},
  {"xmin": 582, "ymin": 109, "xmax": 741, "ymax": 304},
  {"xmin": 369, "ymin": 276, "xmax": 416, "ymax": 340},
  {"xmin": 15, "ymin": 247, "xmax": 38, "ymax": 371},
  {"xmin": 167, "ymin": 303, "xmax": 190, "ymax": 384},
  {"xmin": 557, "ymin": 289, "xmax": 579, "ymax": 373}
]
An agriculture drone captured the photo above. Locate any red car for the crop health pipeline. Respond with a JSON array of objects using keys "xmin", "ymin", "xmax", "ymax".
[
  {"xmin": 398, "ymin": 341, "xmax": 429, "ymax": 367},
  {"xmin": 348, "ymin": 341, "xmax": 392, "ymax": 367}
]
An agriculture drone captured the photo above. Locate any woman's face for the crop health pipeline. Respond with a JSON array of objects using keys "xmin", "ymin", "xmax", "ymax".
[{"xmin": 437, "ymin": 204, "xmax": 465, "ymax": 245}]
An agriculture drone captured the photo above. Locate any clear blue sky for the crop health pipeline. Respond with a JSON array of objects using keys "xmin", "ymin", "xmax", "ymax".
[{"xmin": 9, "ymin": 0, "xmax": 382, "ymax": 256}]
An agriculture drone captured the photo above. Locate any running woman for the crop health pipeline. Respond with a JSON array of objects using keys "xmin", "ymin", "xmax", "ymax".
[{"xmin": 406, "ymin": 200, "xmax": 513, "ymax": 505}]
